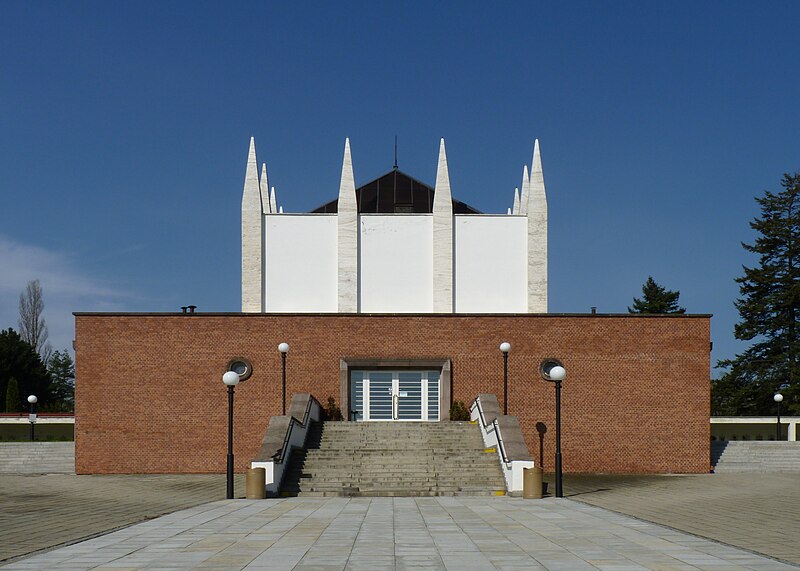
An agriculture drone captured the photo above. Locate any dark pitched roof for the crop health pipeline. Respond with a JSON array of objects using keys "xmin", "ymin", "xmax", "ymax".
[{"xmin": 310, "ymin": 168, "xmax": 481, "ymax": 214}]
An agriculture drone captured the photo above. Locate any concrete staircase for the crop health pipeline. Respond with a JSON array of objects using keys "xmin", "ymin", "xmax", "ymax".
[
  {"xmin": 282, "ymin": 421, "xmax": 507, "ymax": 497},
  {"xmin": 711, "ymin": 441, "xmax": 800, "ymax": 473},
  {"xmin": 0, "ymin": 442, "xmax": 75, "ymax": 474}
]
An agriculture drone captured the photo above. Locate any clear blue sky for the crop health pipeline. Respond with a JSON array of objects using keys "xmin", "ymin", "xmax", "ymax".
[{"xmin": 1, "ymin": 1, "xmax": 799, "ymax": 371}]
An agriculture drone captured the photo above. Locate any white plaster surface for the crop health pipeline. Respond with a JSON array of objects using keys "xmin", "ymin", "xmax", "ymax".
[
  {"xmin": 264, "ymin": 215, "xmax": 337, "ymax": 312},
  {"xmin": 359, "ymin": 215, "xmax": 433, "ymax": 312},
  {"xmin": 455, "ymin": 215, "xmax": 527, "ymax": 313}
]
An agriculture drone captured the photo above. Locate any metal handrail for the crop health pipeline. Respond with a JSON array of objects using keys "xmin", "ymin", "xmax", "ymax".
[
  {"xmin": 274, "ymin": 396, "xmax": 315, "ymax": 465},
  {"xmin": 471, "ymin": 397, "xmax": 510, "ymax": 465}
]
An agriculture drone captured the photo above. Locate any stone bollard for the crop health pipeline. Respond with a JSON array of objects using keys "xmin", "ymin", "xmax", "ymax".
[
  {"xmin": 522, "ymin": 466, "xmax": 543, "ymax": 499},
  {"xmin": 245, "ymin": 467, "xmax": 266, "ymax": 499}
]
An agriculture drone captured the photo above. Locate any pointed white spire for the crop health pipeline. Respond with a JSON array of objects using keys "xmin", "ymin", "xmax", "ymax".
[
  {"xmin": 337, "ymin": 138, "xmax": 358, "ymax": 312},
  {"xmin": 512, "ymin": 187, "xmax": 520, "ymax": 215},
  {"xmin": 260, "ymin": 163, "xmax": 270, "ymax": 213},
  {"xmin": 338, "ymin": 138, "xmax": 356, "ymax": 210},
  {"xmin": 529, "ymin": 138, "xmax": 546, "ymax": 213},
  {"xmin": 519, "ymin": 165, "xmax": 530, "ymax": 216},
  {"xmin": 432, "ymin": 138, "xmax": 454, "ymax": 312},
  {"xmin": 279, "ymin": 206, "xmax": 283, "ymax": 214},
  {"xmin": 527, "ymin": 138, "xmax": 547, "ymax": 313},
  {"xmin": 507, "ymin": 207, "xmax": 512, "ymax": 215},
  {"xmin": 241, "ymin": 137, "xmax": 263, "ymax": 312},
  {"xmin": 433, "ymin": 138, "xmax": 452, "ymax": 214},
  {"xmin": 270, "ymin": 186, "xmax": 277, "ymax": 214}
]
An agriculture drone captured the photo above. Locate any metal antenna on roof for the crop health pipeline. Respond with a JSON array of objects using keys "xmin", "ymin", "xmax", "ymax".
[{"xmin": 394, "ymin": 135, "xmax": 398, "ymax": 170}]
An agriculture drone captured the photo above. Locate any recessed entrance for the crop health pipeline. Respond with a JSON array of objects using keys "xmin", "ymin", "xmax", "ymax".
[{"xmin": 350, "ymin": 370, "xmax": 440, "ymax": 421}]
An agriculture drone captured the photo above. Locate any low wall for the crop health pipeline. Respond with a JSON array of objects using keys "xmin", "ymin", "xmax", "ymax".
[{"xmin": 0, "ymin": 442, "xmax": 75, "ymax": 474}]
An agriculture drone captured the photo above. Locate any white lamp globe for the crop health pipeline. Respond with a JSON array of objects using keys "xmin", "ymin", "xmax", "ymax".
[
  {"xmin": 27, "ymin": 395, "xmax": 38, "ymax": 404},
  {"xmin": 222, "ymin": 371, "xmax": 240, "ymax": 386},
  {"xmin": 774, "ymin": 393, "xmax": 784, "ymax": 403},
  {"xmin": 549, "ymin": 366, "xmax": 566, "ymax": 382},
  {"xmin": 278, "ymin": 342, "xmax": 289, "ymax": 353},
  {"xmin": 499, "ymin": 342, "xmax": 511, "ymax": 353}
]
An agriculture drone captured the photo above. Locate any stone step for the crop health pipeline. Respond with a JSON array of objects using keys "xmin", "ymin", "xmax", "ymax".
[{"xmin": 280, "ymin": 420, "xmax": 506, "ymax": 497}]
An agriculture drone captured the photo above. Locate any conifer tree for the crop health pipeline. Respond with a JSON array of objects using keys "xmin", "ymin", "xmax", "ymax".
[
  {"xmin": 714, "ymin": 172, "xmax": 800, "ymax": 415},
  {"xmin": 47, "ymin": 350, "xmax": 75, "ymax": 412},
  {"xmin": 5, "ymin": 377, "xmax": 20, "ymax": 413},
  {"xmin": 628, "ymin": 276, "xmax": 686, "ymax": 314}
]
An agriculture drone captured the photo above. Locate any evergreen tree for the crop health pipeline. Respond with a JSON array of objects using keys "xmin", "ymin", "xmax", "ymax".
[
  {"xmin": 5, "ymin": 377, "xmax": 20, "ymax": 412},
  {"xmin": 714, "ymin": 172, "xmax": 800, "ymax": 415},
  {"xmin": 47, "ymin": 350, "xmax": 75, "ymax": 412},
  {"xmin": 628, "ymin": 276, "xmax": 686, "ymax": 314},
  {"xmin": 0, "ymin": 329, "xmax": 51, "ymax": 409}
]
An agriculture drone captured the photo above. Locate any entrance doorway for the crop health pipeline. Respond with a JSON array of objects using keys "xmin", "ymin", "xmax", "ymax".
[{"xmin": 350, "ymin": 370, "xmax": 440, "ymax": 421}]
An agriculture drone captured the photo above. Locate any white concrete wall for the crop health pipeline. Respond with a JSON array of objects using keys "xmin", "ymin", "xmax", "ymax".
[
  {"xmin": 264, "ymin": 215, "xmax": 337, "ymax": 312},
  {"xmin": 359, "ymin": 215, "xmax": 433, "ymax": 312},
  {"xmin": 454, "ymin": 215, "xmax": 528, "ymax": 313}
]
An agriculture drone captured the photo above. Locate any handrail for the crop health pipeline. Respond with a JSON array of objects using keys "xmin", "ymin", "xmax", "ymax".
[
  {"xmin": 472, "ymin": 397, "xmax": 510, "ymax": 465},
  {"xmin": 274, "ymin": 396, "xmax": 315, "ymax": 466}
]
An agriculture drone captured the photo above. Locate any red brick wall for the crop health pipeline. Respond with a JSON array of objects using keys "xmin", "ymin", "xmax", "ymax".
[{"xmin": 74, "ymin": 313, "xmax": 710, "ymax": 474}]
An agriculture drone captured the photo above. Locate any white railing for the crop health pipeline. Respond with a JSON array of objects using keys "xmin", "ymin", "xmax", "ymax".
[{"xmin": 470, "ymin": 395, "xmax": 533, "ymax": 493}]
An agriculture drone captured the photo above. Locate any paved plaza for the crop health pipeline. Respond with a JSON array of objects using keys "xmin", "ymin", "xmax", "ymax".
[
  {"xmin": 1, "ymin": 473, "xmax": 798, "ymax": 570},
  {"xmin": 2, "ymin": 495, "xmax": 797, "ymax": 570}
]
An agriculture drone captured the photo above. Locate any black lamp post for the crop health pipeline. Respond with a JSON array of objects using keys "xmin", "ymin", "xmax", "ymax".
[
  {"xmin": 27, "ymin": 395, "xmax": 37, "ymax": 441},
  {"xmin": 278, "ymin": 342, "xmax": 289, "ymax": 415},
  {"xmin": 541, "ymin": 361, "xmax": 566, "ymax": 498},
  {"xmin": 222, "ymin": 371, "xmax": 240, "ymax": 499},
  {"xmin": 774, "ymin": 393, "xmax": 783, "ymax": 441},
  {"xmin": 500, "ymin": 342, "xmax": 511, "ymax": 415}
]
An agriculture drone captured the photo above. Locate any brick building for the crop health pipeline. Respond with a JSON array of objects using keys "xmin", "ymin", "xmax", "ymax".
[{"xmin": 74, "ymin": 138, "xmax": 711, "ymax": 476}]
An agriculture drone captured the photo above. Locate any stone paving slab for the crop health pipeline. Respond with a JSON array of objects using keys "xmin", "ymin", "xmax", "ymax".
[
  {"xmin": 557, "ymin": 473, "xmax": 800, "ymax": 565},
  {"xmin": 3, "ymin": 497, "xmax": 797, "ymax": 570},
  {"xmin": 0, "ymin": 474, "xmax": 245, "ymax": 563}
]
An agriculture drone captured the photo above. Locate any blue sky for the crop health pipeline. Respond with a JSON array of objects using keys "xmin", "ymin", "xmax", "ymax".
[{"xmin": 1, "ymin": 1, "xmax": 798, "ymax": 370}]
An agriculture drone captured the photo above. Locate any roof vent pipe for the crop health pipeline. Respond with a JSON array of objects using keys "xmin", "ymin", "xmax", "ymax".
[
  {"xmin": 181, "ymin": 306, "xmax": 188, "ymax": 314},
  {"xmin": 591, "ymin": 307, "xmax": 597, "ymax": 314},
  {"xmin": 188, "ymin": 305, "xmax": 197, "ymax": 314}
]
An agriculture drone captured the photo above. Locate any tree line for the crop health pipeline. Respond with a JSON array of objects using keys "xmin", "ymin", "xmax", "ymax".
[{"xmin": 1, "ymin": 280, "xmax": 74, "ymax": 413}]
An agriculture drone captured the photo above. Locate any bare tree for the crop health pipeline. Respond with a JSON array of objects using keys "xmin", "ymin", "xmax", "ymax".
[{"xmin": 18, "ymin": 279, "xmax": 52, "ymax": 364}]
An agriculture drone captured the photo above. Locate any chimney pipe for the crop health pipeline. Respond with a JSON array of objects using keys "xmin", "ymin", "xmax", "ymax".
[
  {"xmin": 188, "ymin": 305, "xmax": 197, "ymax": 314},
  {"xmin": 181, "ymin": 306, "xmax": 188, "ymax": 314},
  {"xmin": 591, "ymin": 306, "xmax": 597, "ymax": 314}
]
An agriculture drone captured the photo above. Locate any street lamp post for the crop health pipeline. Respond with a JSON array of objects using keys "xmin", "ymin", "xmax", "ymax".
[
  {"xmin": 541, "ymin": 362, "xmax": 566, "ymax": 498},
  {"xmin": 27, "ymin": 395, "xmax": 37, "ymax": 442},
  {"xmin": 500, "ymin": 342, "xmax": 511, "ymax": 415},
  {"xmin": 278, "ymin": 343, "xmax": 289, "ymax": 415},
  {"xmin": 222, "ymin": 371, "xmax": 240, "ymax": 499},
  {"xmin": 774, "ymin": 393, "xmax": 783, "ymax": 441}
]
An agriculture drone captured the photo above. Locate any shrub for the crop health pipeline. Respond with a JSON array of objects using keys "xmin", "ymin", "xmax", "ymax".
[
  {"xmin": 324, "ymin": 396, "xmax": 343, "ymax": 421},
  {"xmin": 449, "ymin": 400, "xmax": 470, "ymax": 421}
]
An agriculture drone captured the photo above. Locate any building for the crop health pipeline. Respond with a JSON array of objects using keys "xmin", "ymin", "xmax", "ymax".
[{"xmin": 74, "ymin": 137, "xmax": 711, "ymax": 476}]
